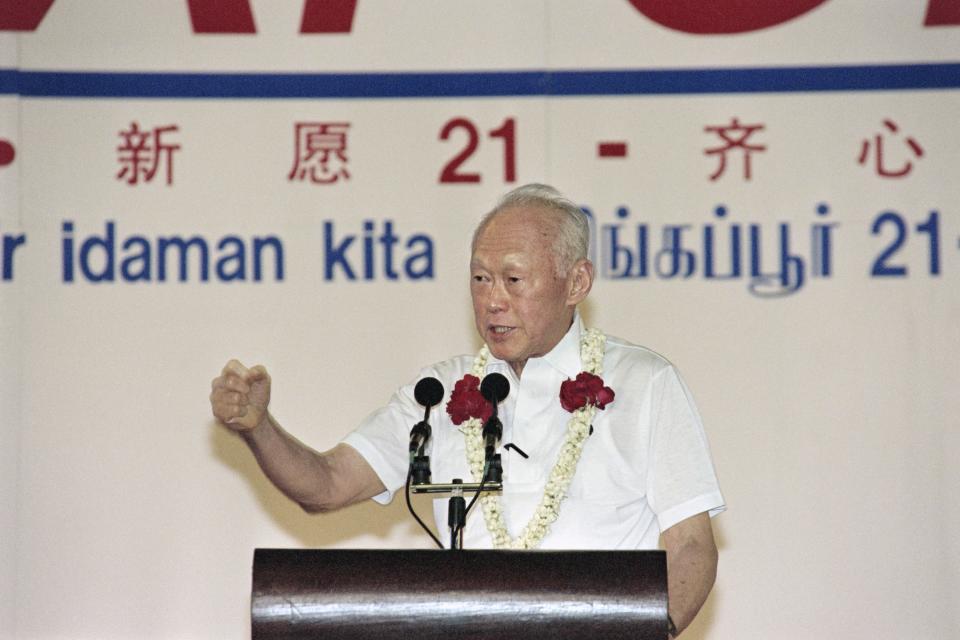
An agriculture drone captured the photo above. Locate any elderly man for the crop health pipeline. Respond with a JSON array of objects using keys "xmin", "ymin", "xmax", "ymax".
[{"xmin": 211, "ymin": 184, "xmax": 724, "ymax": 637}]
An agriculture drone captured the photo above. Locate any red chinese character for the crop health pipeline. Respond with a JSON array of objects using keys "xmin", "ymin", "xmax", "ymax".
[
  {"xmin": 288, "ymin": 122, "xmax": 351, "ymax": 184},
  {"xmin": 857, "ymin": 119, "xmax": 924, "ymax": 178},
  {"xmin": 703, "ymin": 117, "xmax": 767, "ymax": 181},
  {"xmin": 116, "ymin": 122, "xmax": 180, "ymax": 186}
]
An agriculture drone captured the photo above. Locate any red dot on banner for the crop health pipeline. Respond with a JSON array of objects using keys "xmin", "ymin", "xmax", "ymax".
[{"xmin": 0, "ymin": 140, "xmax": 15, "ymax": 167}]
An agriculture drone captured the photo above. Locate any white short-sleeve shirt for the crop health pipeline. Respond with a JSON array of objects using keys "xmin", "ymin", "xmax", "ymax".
[{"xmin": 343, "ymin": 315, "xmax": 725, "ymax": 550}]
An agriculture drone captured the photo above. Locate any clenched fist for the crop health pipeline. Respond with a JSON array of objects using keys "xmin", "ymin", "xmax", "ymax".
[{"xmin": 210, "ymin": 359, "xmax": 271, "ymax": 432}]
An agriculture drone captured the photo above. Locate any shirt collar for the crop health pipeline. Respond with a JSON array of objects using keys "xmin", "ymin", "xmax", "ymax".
[
  {"xmin": 543, "ymin": 311, "xmax": 584, "ymax": 378},
  {"xmin": 486, "ymin": 310, "xmax": 584, "ymax": 379}
]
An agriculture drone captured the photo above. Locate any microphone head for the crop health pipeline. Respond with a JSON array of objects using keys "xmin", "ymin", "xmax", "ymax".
[
  {"xmin": 414, "ymin": 377, "xmax": 445, "ymax": 408},
  {"xmin": 480, "ymin": 373, "xmax": 510, "ymax": 403}
]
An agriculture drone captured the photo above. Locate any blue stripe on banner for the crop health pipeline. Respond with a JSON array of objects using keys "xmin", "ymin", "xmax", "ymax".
[
  {"xmin": 1, "ymin": 63, "xmax": 959, "ymax": 98},
  {"xmin": 0, "ymin": 69, "xmax": 18, "ymax": 94}
]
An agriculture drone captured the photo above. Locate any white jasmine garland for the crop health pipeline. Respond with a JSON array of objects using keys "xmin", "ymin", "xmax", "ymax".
[{"xmin": 462, "ymin": 328, "xmax": 607, "ymax": 549}]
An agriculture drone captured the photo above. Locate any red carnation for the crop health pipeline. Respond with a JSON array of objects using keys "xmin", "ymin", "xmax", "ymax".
[
  {"xmin": 446, "ymin": 374, "xmax": 493, "ymax": 425},
  {"xmin": 559, "ymin": 372, "xmax": 615, "ymax": 413}
]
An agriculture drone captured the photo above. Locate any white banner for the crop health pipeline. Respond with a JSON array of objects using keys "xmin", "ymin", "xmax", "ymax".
[{"xmin": 2, "ymin": 2, "xmax": 959, "ymax": 638}]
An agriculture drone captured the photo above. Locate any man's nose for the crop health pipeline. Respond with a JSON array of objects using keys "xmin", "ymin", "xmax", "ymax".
[{"xmin": 486, "ymin": 281, "xmax": 507, "ymax": 312}]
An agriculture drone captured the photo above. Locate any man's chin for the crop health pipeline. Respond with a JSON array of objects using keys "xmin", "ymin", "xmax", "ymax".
[{"xmin": 487, "ymin": 343, "xmax": 517, "ymax": 363}]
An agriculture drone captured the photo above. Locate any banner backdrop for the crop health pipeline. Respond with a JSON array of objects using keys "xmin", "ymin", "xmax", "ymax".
[{"xmin": 2, "ymin": 2, "xmax": 959, "ymax": 638}]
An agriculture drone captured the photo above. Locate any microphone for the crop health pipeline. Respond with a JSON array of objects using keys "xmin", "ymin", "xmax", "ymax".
[
  {"xmin": 480, "ymin": 373, "xmax": 510, "ymax": 461},
  {"xmin": 410, "ymin": 377, "xmax": 444, "ymax": 455}
]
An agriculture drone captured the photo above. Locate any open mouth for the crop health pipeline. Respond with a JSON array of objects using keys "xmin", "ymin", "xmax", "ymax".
[{"xmin": 489, "ymin": 325, "xmax": 516, "ymax": 338}]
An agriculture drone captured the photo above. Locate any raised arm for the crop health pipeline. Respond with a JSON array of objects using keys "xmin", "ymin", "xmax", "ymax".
[
  {"xmin": 210, "ymin": 359, "xmax": 386, "ymax": 513},
  {"xmin": 661, "ymin": 512, "xmax": 718, "ymax": 637}
]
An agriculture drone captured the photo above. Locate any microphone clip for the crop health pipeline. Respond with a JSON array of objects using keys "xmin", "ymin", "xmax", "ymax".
[
  {"xmin": 410, "ymin": 454, "xmax": 432, "ymax": 486},
  {"xmin": 482, "ymin": 415, "xmax": 503, "ymax": 462}
]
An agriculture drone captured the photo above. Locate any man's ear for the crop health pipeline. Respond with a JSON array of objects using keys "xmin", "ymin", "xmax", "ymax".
[{"xmin": 566, "ymin": 259, "xmax": 594, "ymax": 306}]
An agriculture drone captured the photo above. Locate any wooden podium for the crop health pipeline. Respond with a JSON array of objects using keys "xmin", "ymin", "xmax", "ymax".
[{"xmin": 252, "ymin": 548, "xmax": 668, "ymax": 639}]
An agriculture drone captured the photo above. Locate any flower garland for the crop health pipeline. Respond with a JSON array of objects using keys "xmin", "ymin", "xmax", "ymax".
[{"xmin": 453, "ymin": 328, "xmax": 611, "ymax": 549}]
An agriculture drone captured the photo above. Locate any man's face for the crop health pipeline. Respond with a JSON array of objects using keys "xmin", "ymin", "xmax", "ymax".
[{"xmin": 470, "ymin": 206, "xmax": 576, "ymax": 375}]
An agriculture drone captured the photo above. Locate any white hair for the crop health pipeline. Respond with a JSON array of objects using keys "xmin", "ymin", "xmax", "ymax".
[{"xmin": 472, "ymin": 183, "xmax": 590, "ymax": 277}]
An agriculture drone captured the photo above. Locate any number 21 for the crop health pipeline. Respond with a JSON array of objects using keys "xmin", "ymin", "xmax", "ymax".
[{"xmin": 438, "ymin": 117, "xmax": 516, "ymax": 184}]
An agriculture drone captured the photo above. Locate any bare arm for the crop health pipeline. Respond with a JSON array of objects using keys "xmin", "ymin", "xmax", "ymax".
[
  {"xmin": 661, "ymin": 512, "xmax": 718, "ymax": 637},
  {"xmin": 210, "ymin": 359, "xmax": 386, "ymax": 513}
]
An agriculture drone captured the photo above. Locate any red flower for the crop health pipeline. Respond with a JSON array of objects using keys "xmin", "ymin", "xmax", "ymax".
[
  {"xmin": 559, "ymin": 372, "xmax": 615, "ymax": 413},
  {"xmin": 446, "ymin": 374, "xmax": 493, "ymax": 425}
]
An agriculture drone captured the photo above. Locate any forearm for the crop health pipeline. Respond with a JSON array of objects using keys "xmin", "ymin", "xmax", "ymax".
[
  {"xmin": 663, "ymin": 513, "xmax": 718, "ymax": 636},
  {"xmin": 240, "ymin": 413, "xmax": 338, "ymax": 512},
  {"xmin": 240, "ymin": 413, "xmax": 386, "ymax": 512},
  {"xmin": 667, "ymin": 542, "xmax": 716, "ymax": 634}
]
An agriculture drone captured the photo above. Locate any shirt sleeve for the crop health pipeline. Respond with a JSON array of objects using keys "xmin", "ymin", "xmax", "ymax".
[
  {"xmin": 341, "ymin": 379, "xmax": 422, "ymax": 505},
  {"xmin": 646, "ymin": 364, "xmax": 726, "ymax": 532}
]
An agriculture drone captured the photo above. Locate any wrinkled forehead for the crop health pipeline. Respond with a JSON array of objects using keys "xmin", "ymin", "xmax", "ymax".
[{"xmin": 470, "ymin": 219, "xmax": 559, "ymax": 272}]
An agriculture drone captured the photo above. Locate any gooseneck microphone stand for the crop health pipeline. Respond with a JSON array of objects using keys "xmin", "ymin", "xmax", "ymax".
[{"xmin": 409, "ymin": 373, "xmax": 510, "ymax": 550}]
